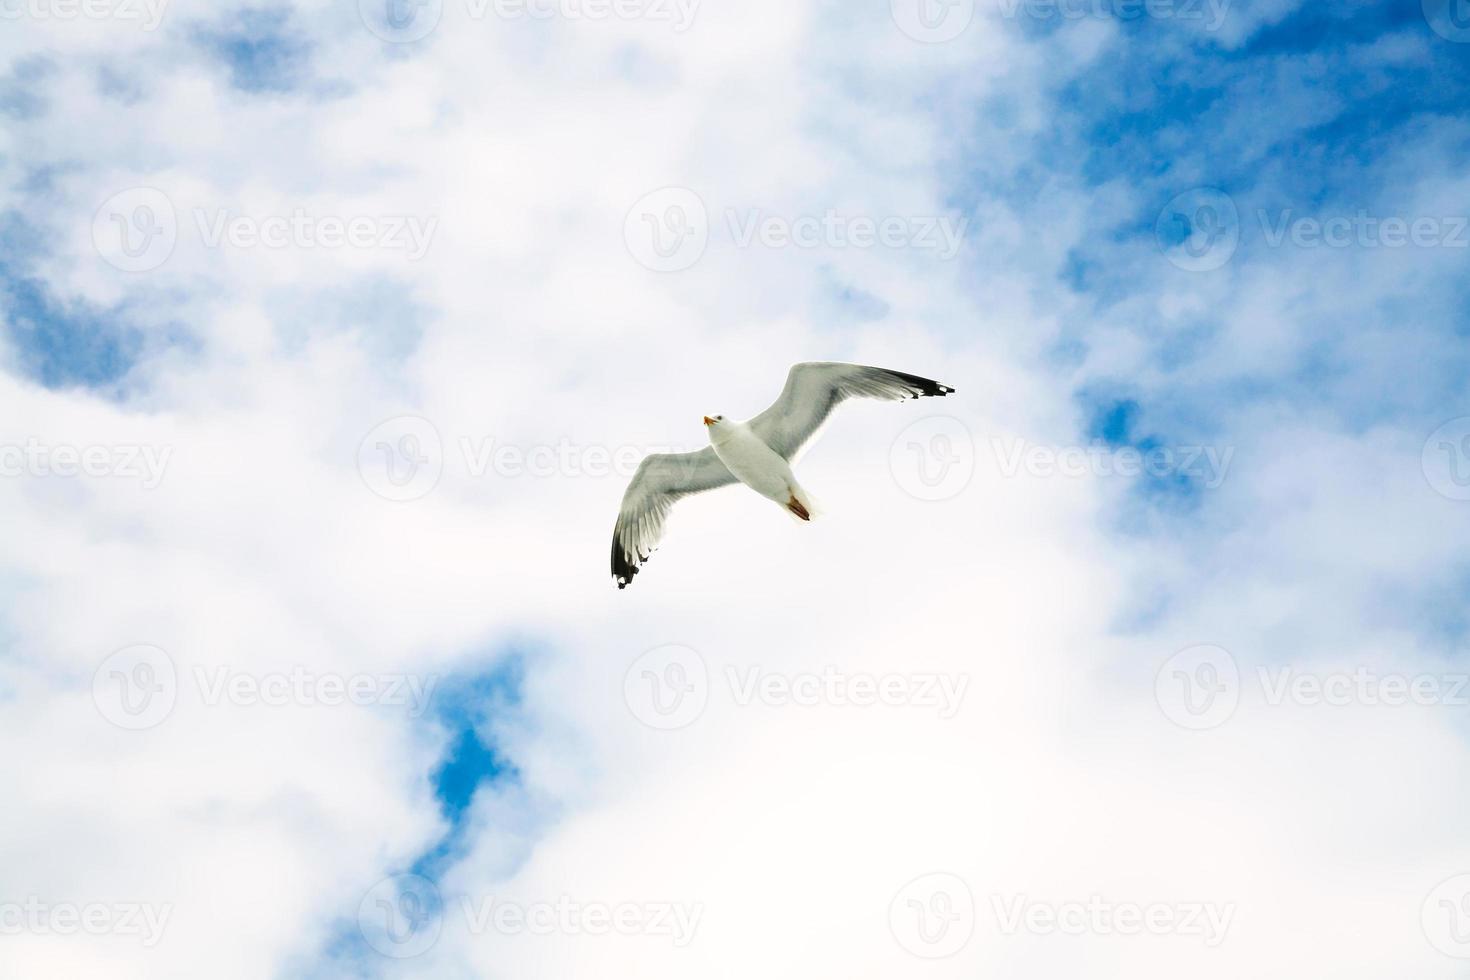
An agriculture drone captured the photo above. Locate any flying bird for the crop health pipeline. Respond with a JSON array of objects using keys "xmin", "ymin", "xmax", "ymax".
[{"xmin": 610, "ymin": 361, "xmax": 955, "ymax": 589}]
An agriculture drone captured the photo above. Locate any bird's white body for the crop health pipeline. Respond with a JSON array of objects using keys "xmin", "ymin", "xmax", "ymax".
[{"xmin": 706, "ymin": 419, "xmax": 813, "ymax": 518}]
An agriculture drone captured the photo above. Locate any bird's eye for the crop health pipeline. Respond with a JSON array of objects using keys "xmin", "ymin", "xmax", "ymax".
[{"xmin": 717, "ymin": 415, "xmax": 724, "ymax": 421}]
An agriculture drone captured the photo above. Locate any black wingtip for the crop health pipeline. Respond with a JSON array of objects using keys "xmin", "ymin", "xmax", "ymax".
[
  {"xmin": 611, "ymin": 534, "xmax": 653, "ymax": 590},
  {"xmin": 611, "ymin": 536, "xmax": 639, "ymax": 590},
  {"xmin": 887, "ymin": 369, "xmax": 954, "ymax": 399}
]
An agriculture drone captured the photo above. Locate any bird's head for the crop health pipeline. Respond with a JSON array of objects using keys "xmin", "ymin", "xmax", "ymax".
[{"xmin": 702, "ymin": 415, "xmax": 726, "ymax": 438}]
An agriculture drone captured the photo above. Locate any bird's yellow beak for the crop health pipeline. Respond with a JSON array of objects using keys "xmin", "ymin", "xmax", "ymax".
[{"xmin": 703, "ymin": 416, "xmax": 715, "ymax": 426}]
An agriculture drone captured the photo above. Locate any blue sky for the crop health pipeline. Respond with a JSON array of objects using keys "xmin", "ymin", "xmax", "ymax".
[
  {"xmin": 5, "ymin": 1, "xmax": 1470, "ymax": 977},
  {"xmin": 193, "ymin": 8, "xmax": 315, "ymax": 94},
  {"xmin": 309, "ymin": 657, "xmax": 525, "ymax": 976}
]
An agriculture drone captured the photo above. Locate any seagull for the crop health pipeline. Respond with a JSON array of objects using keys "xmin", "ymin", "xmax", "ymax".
[{"xmin": 610, "ymin": 361, "xmax": 955, "ymax": 589}]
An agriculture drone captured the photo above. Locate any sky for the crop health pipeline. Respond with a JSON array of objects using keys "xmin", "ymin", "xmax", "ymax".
[{"xmin": 3, "ymin": 0, "xmax": 1470, "ymax": 976}]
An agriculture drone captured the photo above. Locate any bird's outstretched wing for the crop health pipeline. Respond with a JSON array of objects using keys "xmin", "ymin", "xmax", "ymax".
[
  {"xmin": 611, "ymin": 447, "xmax": 736, "ymax": 589},
  {"xmin": 748, "ymin": 361, "xmax": 954, "ymax": 461}
]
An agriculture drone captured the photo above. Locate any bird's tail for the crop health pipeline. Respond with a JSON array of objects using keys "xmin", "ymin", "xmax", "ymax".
[{"xmin": 785, "ymin": 483, "xmax": 819, "ymax": 522}]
